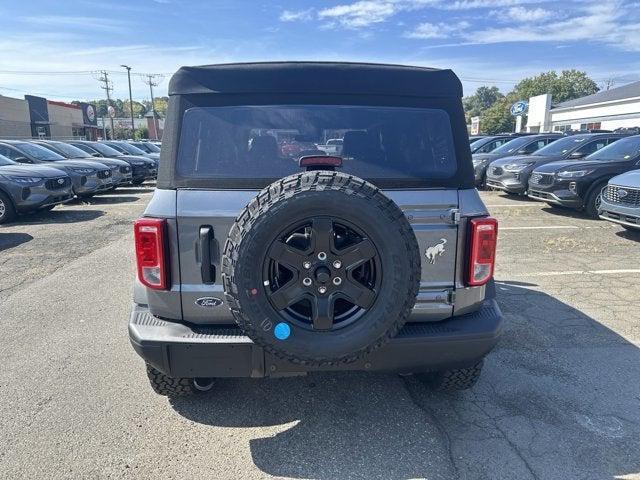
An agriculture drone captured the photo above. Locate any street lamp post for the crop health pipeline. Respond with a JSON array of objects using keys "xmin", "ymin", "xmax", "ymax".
[{"xmin": 121, "ymin": 65, "xmax": 135, "ymax": 138}]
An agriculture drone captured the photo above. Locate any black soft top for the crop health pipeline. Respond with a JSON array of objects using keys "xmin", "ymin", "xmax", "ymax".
[{"xmin": 169, "ymin": 62, "xmax": 462, "ymax": 98}]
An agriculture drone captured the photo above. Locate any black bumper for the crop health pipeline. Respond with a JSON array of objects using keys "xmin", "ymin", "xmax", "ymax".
[{"xmin": 129, "ymin": 300, "xmax": 504, "ymax": 378}]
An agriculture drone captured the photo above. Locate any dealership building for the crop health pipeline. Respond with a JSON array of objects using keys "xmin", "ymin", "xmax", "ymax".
[
  {"xmin": 0, "ymin": 94, "xmax": 102, "ymax": 140},
  {"xmin": 526, "ymin": 80, "xmax": 640, "ymax": 133}
]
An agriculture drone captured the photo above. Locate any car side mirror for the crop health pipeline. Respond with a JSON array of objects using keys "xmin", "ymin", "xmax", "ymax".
[
  {"xmin": 516, "ymin": 149, "xmax": 528, "ymax": 155},
  {"xmin": 569, "ymin": 151, "xmax": 584, "ymax": 159},
  {"xmin": 92, "ymin": 153, "xmax": 101, "ymax": 157},
  {"xmin": 14, "ymin": 156, "xmax": 31, "ymax": 163}
]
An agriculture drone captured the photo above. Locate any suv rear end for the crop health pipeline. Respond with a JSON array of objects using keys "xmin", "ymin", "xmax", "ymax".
[{"xmin": 129, "ymin": 62, "xmax": 503, "ymax": 396}]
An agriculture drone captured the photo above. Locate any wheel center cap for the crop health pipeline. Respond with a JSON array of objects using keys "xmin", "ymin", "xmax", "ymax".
[{"xmin": 314, "ymin": 266, "xmax": 331, "ymax": 283}]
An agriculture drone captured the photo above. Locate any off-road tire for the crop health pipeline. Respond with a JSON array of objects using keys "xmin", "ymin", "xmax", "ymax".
[
  {"xmin": 145, "ymin": 364, "xmax": 197, "ymax": 397},
  {"xmin": 418, "ymin": 361, "xmax": 484, "ymax": 391},
  {"xmin": 222, "ymin": 171, "xmax": 421, "ymax": 367},
  {"xmin": 0, "ymin": 191, "xmax": 17, "ymax": 224}
]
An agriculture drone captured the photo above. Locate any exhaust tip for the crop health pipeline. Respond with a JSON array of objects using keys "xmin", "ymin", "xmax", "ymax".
[{"xmin": 193, "ymin": 378, "xmax": 215, "ymax": 392}]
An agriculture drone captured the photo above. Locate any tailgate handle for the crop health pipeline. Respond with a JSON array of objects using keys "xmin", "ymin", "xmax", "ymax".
[{"xmin": 198, "ymin": 225, "xmax": 215, "ymax": 284}]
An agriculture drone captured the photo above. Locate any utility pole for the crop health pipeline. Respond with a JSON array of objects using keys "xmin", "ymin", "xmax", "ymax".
[
  {"xmin": 121, "ymin": 65, "xmax": 135, "ymax": 138},
  {"xmin": 96, "ymin": 70, "xmax": 115, "ymax": 139},
  {"xmin": 142, "ymin": 74, "xmax": 163, "ymax": 140}
]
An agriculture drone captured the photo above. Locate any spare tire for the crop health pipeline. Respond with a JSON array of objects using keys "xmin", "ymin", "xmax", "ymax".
[{"xmin": 222, "ymin": 171, "xmax": 420, "ymax": 366}]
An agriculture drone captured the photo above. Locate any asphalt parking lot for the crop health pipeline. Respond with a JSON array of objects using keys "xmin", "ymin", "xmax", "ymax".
[{"xmin": 1, "ymin": 186, "xmax": 639, "ymax": 480}]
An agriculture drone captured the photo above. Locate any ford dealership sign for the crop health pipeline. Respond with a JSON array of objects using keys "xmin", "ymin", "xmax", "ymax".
[{"xmin": 510, "ymin": 101, "xmax": 528, "ymax": 116}]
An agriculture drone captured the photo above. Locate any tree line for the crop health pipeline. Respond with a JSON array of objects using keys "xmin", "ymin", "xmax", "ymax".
[
  {"xmin": 70, "ymin": 97, "xmax": 169, "ymax": 119},
  {"xmin": 463, "ymin": 70, "xmax": 599, "ymax": 134}
]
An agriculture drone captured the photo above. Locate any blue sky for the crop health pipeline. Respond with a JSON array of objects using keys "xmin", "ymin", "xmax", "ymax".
[{"xmin": 1, "ymin": 0, "xmax": 639, "ymax": 102}]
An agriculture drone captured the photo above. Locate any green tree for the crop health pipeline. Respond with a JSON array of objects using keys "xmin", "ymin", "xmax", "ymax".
[
  {"xmin": 480, "ymin": 70, "xmax": 599, "ymax": 134},
  {"xmin": 463, "ymin": 86, "xmax": 504, "ymax": 123}
]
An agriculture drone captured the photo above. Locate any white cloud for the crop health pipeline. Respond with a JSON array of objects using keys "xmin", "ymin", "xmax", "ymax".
[
  {"xmin": 442, "ymin": 0, "xmax": 548, "ymax": 10},
  {"xmin": 279, "ymin": 9, "xmax": 314, "ymax": 22},
  {"xmin": 405, "ymin": 21, "xmax": 470, "ymax": 39},
  {"xmin": 318, "ymin": 1, "xmax": 398, "ymax": 28},
  {"xmin": 501, "ymin": 6, "xmax": 552, "ymax": 22}
]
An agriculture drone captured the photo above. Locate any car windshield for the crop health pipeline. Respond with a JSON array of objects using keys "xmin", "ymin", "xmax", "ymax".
[
  {"xmin": 49, "ymin": 142, "xmax": 92, "ymax": 158},
  {"xmin": 90, "ymin": 143, "xmax": 123, "ymax": 157},
  {"xmin": 490, "ymin": 136, "xmax": 534, "ymax": 154},
  {"xmin": 586, "ymin": 136, "xmax": 640, "ymax": 162},
  {"xmin": 110, "ymin": 142, "xmax": 146, "ymax": 155},
  {"xmin": 177, "ymin": 105, "xmax": 457, "ymax": 182},
  {"xmin": 144, "ymin": 142, "xmax": 161, "ymax": 152},
  {"xmin": 0, "ymin": 154, "xmax": 16, "ymax": 166},
  {"xmin": 469, "ymin": 137, "xmax": 496, "ymax": 152},
  {"xmin": 131, "ymin": 142, "xmax": 151, "ymax": 152},
  {"xmin": 15, "ymin": 142, "xmax": 66, "ymax": 161},
  {"xmin": 533, "ymin": 136, "xmax": 589, "ymax": 156}
]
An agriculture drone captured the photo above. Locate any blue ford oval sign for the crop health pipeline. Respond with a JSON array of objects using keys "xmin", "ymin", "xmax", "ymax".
[{"xmin": 510, "ymin": 101, "xmax": 528, "ymax": 116}]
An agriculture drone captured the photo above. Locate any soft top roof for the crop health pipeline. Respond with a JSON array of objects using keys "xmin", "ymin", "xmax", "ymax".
[{"xmin": 168, "ymin": 61, "xmax": 462, "ymax": 98}]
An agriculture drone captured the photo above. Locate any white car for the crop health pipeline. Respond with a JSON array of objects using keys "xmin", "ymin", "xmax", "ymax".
[{"xmin": 316, "ymin": 138, "xmax": 343, "ymax": 155}]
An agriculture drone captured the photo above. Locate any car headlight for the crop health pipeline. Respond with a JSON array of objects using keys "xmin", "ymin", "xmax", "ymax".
[
  {"xmin": 557, "ymin": 169, "xmax": 594, "ymax": 178},
  {"xmin": 70, "ymin": 167, "xmax": 96, "ymax": 174},
  {"xmin": 2, "ymin": 175, "xmax": 44, "ymax": 184},
  {"xmin": 503, "ymin": 162, "xmax": 534, "ymax": 172}
]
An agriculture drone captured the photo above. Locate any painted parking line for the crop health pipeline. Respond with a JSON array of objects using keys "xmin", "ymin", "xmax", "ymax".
[
  {"xmin": 485, "ymin": 203, "xmax": 542, "ymax": 207},
  {"xmin": 500, "ymin": 225, "xmax": 579, "ymax": 231},
  {"xmin": 509, "ymin": 269, "xmax": 640, "ymax": 277}
]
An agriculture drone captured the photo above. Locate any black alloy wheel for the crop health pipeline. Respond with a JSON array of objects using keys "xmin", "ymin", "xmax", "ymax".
[{"xmin": 263, "ymin": 216, "xmax": 381, "ymax": 331}]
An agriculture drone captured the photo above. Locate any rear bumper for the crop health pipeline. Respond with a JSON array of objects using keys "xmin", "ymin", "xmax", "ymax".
[{"xmin": 129, "ymin": 299, "xmax": 504, "ymax": 378}]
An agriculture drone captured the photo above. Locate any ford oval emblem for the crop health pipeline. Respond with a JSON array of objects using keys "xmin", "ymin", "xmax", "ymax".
[
  {"xmin": 618, "ymin": 189, "xmax": 628, "ymax": 198},
  {"xmin": 195, "ymin": 297, "xmax": 223, "ymax": 308},
  {"xmin": 57, "ymin": 178, "xmax": 65, "ymax": 184}
]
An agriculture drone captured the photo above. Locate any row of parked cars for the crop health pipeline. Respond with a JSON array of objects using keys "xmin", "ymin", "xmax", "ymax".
[
  {"xmin": 470, "ymin": 131, "xmax": 640, "ymax": 231},
  {"xmin": 0, "ymin": 139, "xmax": 161, "ymax": 224}
]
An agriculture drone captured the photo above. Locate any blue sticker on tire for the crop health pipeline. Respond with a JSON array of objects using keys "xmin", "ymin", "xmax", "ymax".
[{"xmin": 274, "ymin": 322, "xmax": 291, "ymax": 340}]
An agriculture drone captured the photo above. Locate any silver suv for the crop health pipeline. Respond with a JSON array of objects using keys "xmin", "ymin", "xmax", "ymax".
[{"xmin": 129, "ymin": 62, "xmax": 504, "ymax": 396}]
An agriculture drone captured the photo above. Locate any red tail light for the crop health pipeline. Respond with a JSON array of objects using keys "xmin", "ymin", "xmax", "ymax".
[
  {"xmin": 134, "ymin": 218, "xmax": 168, "ymax": 290},
  {"xmin": 299, "ymin": 155, "xmax": 343, "ymax": 167},
  {"xmin": 467, "ymin": 217, "xmax": 498, "ymax": 286}
]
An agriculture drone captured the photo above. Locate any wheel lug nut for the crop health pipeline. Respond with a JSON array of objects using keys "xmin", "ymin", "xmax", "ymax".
[
  {"xmin": 333, "ymin": 260, "xmax": 342, "ymax": 269},
  {"xmin": 318, "ymin": 286, "xmax": 327, "ymax": 294},
  {"xmin": 303, "ymin": 277, "xmax": 312, "ymax": 286},
  {"xmin": 317, "ymin": 252, "xmax": 327, "ymax": 261},
  {"xmin": 303, "ymin": 261, "xmax": 312, "ymax": 269},
  {"xmin": 333, "ymin": 277, "xmax": 342, "ymax": 286}
]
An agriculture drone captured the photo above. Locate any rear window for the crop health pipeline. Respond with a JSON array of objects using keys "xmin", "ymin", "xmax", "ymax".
[{"xmin": 177, "ymin": 105, "xmax": 457, "ymax": 183}]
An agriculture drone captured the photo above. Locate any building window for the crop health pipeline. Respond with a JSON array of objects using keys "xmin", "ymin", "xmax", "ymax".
[
  {"xmin": 579, "ymin": 122, "xmax": 601, "ymax": 130},
  {"xmin": 554, "ymin": 124, "xmax": 571, "ymax": 132}
]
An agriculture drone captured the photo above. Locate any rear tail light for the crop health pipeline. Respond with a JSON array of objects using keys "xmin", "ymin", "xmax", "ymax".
[
  {"xmin": 299, "ymin": 155, "xmax": 343, "ymax": 168},
  {"xmin": 134, "ymin": 218, "xmax": 168, "ymax": 290},
  {"xmin": 466, "ymin": 217, "xmax": 498, "ymax": 286}
]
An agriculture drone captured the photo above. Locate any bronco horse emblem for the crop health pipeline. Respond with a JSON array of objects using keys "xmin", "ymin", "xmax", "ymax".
[{"xmin": 425, "ymin": 238, "xmax": 447, "ymax": 265}]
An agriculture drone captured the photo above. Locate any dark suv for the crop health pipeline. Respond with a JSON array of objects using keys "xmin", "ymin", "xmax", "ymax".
[
  {"xmin": 528, "ymin": 135, "xmax": 640, "ymax": 217},
  {"xmin": 486, "ymin": 133, "xmax": 626, "ymax": 195},
  {"xmin": 472, "ymin": 134, "xmax": 561, "ymax": 187},
  {"xmin": 129, "ymin": 62, "xmax": 503, "ymax": 396}
]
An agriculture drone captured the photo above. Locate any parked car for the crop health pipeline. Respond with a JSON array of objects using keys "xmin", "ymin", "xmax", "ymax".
[
  {"xmin": 486, "ymin": 133, "xmax": 626, "ymax": 195},
  {"xmin": 0, "ymin": 154, "xmax": 73, "ymax": 224},
  {"xmin": 598, "ymin": 169, "xmax": 640, "ymax": 231},
  {"xmin": 102, "ymin": 141, "xmax": 160, "ymax": 162},
  {"xmin": 468, "ymin": 135, "xmax": 488, "ymax": 143},
  {"xmin": 472, "ymin": 134, "xmax": 561, "ymax": 187},
  {"xmin": 67, "ymin": 140, "xmax": 157, "ymax": 185},
  {"xmin": 316, "ymin": 138, "xmax": 343, "ymax": 155},
  {"xmin": 33, "ymin": 140, "xmax": 133, "ymax": 187},
  {"xmin": 528, "ymin": 135, "xmax": 640, "ymax": 217},
  {"xmin": 128, "ymin": 141, "xmax": 161, "ymax": 154},
  {"xmin": 129, "ymin": 62, "xmax": 503, "ymax": 397},
  {"xmin": 469, "ymin": 134, "xmax": 529, "ymax": 155},
  {"xmin": 0, "ymin": 140, "xmax": 113, "ymax": 197}
]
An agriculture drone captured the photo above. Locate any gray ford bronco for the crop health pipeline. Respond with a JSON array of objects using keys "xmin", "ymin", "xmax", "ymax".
[{"xmin": 129, "ymin": 62, "xmax": 503, "ymax": 396}]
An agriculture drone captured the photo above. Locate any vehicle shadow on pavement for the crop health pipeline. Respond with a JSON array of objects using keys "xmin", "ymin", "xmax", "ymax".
[
  {"xmin": 540, "ymin": 206, "xmax": 597, "ymax": 220},
  {"xmin": 13, "ymin": 209, "xmax": 104, "ymax": 225},
  {"xmin": 76, "ymin": 195, "xmax": 141, "ymax": 205},
  {"xmin": 170, "ymin": 283, "xmax": 640, "ymax": 480},
  {"xmin": 0, "ymin": 232, "xmax": 33, "ymax": 251},
  {"xmin": 615, "ymin": 228, "xmax": 640, "ymax": 241}
]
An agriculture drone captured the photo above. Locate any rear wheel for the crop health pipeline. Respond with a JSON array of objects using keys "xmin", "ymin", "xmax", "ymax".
[
  {"xmin": 0, "ymin": 191, "xmax": 17, "ymax": 224},
  {"xmin": 145, "ymin": 364, "xmax": 214, "ymax": 397},
  {"xmin": 417, "ymin": 361, "xmax": 484, "ymax": 391}
]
